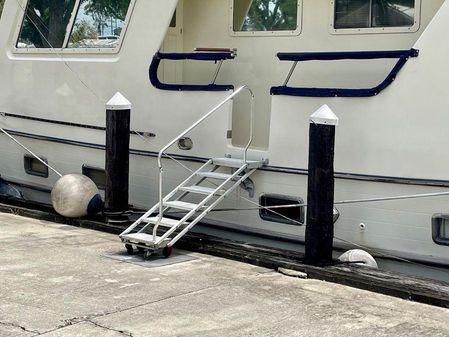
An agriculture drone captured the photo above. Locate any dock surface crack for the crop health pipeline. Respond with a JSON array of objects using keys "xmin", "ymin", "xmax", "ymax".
[{"xmin": 0, "ymin": 321, "xmax": 40, "ymax": 334}]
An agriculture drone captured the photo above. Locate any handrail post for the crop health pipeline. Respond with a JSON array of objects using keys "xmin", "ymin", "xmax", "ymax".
[{"xmin": 243, "ymin": 87, "xmax": 254, "ymax": 163}]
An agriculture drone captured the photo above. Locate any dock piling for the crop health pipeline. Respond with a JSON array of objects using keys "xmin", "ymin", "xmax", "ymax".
[
  {"xmin": 105, "ymin": 92, "xmax": 131, "ymax": 212},
  {"xmin": 304, "ymin": 105, "xmax": 338, "ymax": 266}
]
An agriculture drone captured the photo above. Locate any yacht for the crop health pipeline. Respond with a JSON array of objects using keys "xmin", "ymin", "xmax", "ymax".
[{"xmin": 1, "ymin": 0, "xmax": 449, "ymax": 267}]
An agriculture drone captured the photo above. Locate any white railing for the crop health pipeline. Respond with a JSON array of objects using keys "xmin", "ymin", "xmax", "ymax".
[{"xmin": 154, "ymin": 85, "xmax": 255, "ymax": 238}]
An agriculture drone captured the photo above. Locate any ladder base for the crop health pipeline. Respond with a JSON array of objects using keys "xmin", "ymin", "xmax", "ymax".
[{"xmin": 121, "ymin": 233, "xmax": 169, "ymax": 248}]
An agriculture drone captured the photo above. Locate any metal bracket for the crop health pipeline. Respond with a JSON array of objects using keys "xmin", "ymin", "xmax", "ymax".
[{"xmin": 240, "ymin": 177, "xmax": 255, "ymax": 198}]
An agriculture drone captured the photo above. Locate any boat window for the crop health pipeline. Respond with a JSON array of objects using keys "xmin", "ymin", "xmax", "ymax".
[
  {"xmin": 67, "ymin": 0, "xmax": 131, "ymax": 49},
  {"xmin": 259, "ymin": 194, "xmax": 304, "ymax": 225},
  {"xmin": 432, "ymin": 214, "xmax": 449, "ymax": 246},
  {"xmin": 15, "ymin": 0, "xmax": 135, "ymax": 53},
  {"xmin": 82, "ymin": 165, "xmax": 106, "ymax": 189},
  {"xmin": 170, "ymin": 10, "xmax": 176, "ymax": 28},
  {"xmin": 331, "ymin": 0, "xmax": 419, "ymax": 33},
  {"xmin": 17, "ymin": 0, "xmax": 76, "ymax": 48},
  {"xmin": 231, "ymin": 0, "xmax": 301, "ymax": 36},
  {"xmin": 24, "ymin": 155, "xmax": 48, "ymax": 178}
]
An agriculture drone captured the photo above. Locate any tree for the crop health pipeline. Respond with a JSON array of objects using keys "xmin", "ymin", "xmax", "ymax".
[
  {"xmin": 19, "ymin": 0, "xmax": 75, "ymax": 48},
  {"xmin": 17, "ymin": 0, "xmax": 130, "ymax": 48},
  {"xmin": 84, "ymin": 0, "xmax": 130, "ymax": 21},
  {"xmin": 243, "ymin": 0, "xmax": 297, "ymax": 31},
  {"xmin": 70, "ymin": 20, "xmax": 97, "ymax": 45},
  {"xmin": 0, "ymin": 0, "xmax": 5, "ymax": 16}
]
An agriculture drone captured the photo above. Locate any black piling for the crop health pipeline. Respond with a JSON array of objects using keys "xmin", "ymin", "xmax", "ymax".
[
  {"xmin": 105, "ymin": 92, "xmax": 131, "ymax": 213},
  {"xmin": 304, "ymin": 105, "xmax": 338, "ymax": 266}
]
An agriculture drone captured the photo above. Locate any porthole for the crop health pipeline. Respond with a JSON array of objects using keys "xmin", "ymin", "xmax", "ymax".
[
  {"xmin": 82, "ymin": 165, "xmax": 106, "ymax": 189},
  {"xmin": 432, "ymin": 214, "xmax": 449, "ymax": 246},
  {"xmin": 259, "ymin": 194, "xmax": 305, "ymax": 226},
  {"xmin": 178, "ymin": 137, "xmax": 193, "ymax": 150},
  {"xmin": 24, "ymin": 154, "xmax": 48, "ymax": 178}
]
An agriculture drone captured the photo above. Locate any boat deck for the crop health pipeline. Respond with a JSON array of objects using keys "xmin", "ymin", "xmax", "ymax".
[{"xmin": 0, "ymin": 213, "xmax": 448, "ymax": 337}]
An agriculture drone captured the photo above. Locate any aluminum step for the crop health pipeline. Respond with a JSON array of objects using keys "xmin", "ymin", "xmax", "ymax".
[
  {"xmin": 142, "ymin": 216, "xmax": 188, "ymax": 227},
  {"xmin": 179, "ymin": 185, "xmax": 223, "ymax": 196},
  {"xmin": 163, "ymin": 200, "xmax": 202, "ymax": 211},
  {"xmin": 196, "ymin": 171, "xmax": 233, "ymax": 180},
  {"xmin": 121, "ymin": 232, "xmax": 168, "ymax": 246},
  {"xmin": 212, "ymin": 157, "xmax": 264, "ymax": 169}
]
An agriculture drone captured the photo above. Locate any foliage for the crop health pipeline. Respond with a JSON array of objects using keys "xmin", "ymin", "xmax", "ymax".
[
  {"xmin": 84, "ymin": 0, "xmax": 130, "ymax": 21},
  {"xmin": 0, "ymin": 0, "xmax": 4, "ymax": 16},
  {"xmin": 19, "ymin": 0, "xmax": 75, "ymax": 47},
  {"xmin": 18, "ymin": 0, "xmax": 129, "ymax": 48},
  {"xmin": 243, "ymin": 0, "xmax": 297, "ymax": 31},
  {"xmin": 70, "ymin": 20, "xmax": 97, "ymax": 44}
]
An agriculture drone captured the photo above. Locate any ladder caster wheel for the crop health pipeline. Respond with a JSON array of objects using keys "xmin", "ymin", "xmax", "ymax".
[
  {"xmin": 125, "ymin": 244, "xmax": 134, "ymax": 255},
  {"xmin": 162, "ymin": 246, "xmax": 173, "ymax": 258},
  {"xmin": 143, "ymin": 250, "xmax": 153, "ymax": 260}
]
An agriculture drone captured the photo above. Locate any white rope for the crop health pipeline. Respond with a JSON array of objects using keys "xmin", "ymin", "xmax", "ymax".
[
  {"xmin": 214, "ymin": 188, "xmax": 449, "ymax": 213},
  {"xmin": 0, "ymin": 128, "xmax": 62, "ymax": 177}
]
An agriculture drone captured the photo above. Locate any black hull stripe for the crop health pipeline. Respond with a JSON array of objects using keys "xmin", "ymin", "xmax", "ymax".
[
  {"xmin": 0, "ymin": 112, "xmax": 154, "ymax": 136},
  {"xmin": 3, "ymin": 128, "xmax": 449, "ymax": 188}
]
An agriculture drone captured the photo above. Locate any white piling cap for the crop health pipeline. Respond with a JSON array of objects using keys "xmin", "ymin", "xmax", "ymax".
[
  {"xmin": 106, "ymin": 92, "xmax": 132, "ymax": 110},
  {"xmin": 310, "ymin": 104, "xmax": 338, "ymax": 126}
]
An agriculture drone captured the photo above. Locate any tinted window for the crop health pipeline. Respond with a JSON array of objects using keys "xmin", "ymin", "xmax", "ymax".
[
  {"xmin": 233, "ymin": 0, "xmax": 298, "ymax": 32},
  {"xmin": 335, "ymin": 0, "xmax": 415, "ymax": 29},
  {"xmin": 17, "ymin": 0, "xmax": 76, "ymax": 48},
  {"xmin": 67, "ymin": 0, "xmax": 131, "ymax": 48},
  {"xmin": 0, "ymin": 0, "xmax": 4, "ymax": 18}
]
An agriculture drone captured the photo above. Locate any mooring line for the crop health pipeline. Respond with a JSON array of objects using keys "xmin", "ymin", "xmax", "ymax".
[
  {"xmin": 0, "ymin": 127, "xmax": 62, "ymax": 177},
  {"xmin": 13, "ymin": 0, "xmax": 104, "ymax": 102}
]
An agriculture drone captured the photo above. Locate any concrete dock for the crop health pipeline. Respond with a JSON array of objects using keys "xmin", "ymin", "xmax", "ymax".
[{"xmin": 0, "ymin": 213, "xmax": 448, "ymax": 337}]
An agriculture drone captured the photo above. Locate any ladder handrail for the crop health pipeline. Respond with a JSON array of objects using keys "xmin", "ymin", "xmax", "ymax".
[{"xmin": 155, "ymin": 85, "xmax": 255, "ymax": 240}]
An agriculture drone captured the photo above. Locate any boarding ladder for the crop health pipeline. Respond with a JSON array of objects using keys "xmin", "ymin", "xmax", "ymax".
[{"xmin": 120, "ymin": 86, "xmax": 265, "ymax": 258}]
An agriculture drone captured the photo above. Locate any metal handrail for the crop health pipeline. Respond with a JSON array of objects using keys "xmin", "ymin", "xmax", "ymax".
[{"xmin": 153, "ymin": 85, "xmax": 255, "ymax": 240}]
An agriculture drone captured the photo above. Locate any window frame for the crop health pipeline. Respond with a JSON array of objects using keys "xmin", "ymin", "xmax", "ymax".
[
  {"xmin": 12, "ymin": 0, "xmax": 136, "ymax": 54},
  {"xmin": 229, "ymin": 0, "xmax": 302, "ymax": 37},
  {"xmin": 329, "ymin": 0, "xmax": 421, "ymax": 35}
]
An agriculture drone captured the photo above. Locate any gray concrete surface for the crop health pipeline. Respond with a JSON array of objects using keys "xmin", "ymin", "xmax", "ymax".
[{"xmin": 0, "ymin": 213, "xmax": 448, "ymax": 337}]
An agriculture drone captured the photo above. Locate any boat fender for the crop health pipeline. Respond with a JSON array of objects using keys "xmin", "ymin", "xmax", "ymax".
[
  {"xmin": 0, "ymin": 177, "xmax": 24, "ymax": 199},
  {"xmin": 51, "ymin": 174, "xmax": 103, "ymax": 218},
  {"xmin": 338, "ymin": 249, "xmax": 378, "ymax": 269}
]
